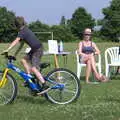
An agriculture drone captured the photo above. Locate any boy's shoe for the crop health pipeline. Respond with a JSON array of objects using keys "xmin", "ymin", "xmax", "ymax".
[{"xmin": 29, "ymin": 89, "xmax": 39, "ymax": 96}]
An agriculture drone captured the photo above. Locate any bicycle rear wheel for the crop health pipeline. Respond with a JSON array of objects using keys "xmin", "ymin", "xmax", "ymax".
[
  {"xmin": 45, "ymin": 68, "xmax": 80, "ymax": 104},
  {"xmin": 0, "ymin": 71, "xmax": 17, "ymax": 105}
]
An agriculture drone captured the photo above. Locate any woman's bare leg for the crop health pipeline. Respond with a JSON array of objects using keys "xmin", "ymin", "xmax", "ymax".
[
  {"xmin": 89, "ymin": 55, "xmax": 101, "ymax": 80},
  {"xmin": 85, "ymin": 59, "xmax": 92, "ymax": 83}
]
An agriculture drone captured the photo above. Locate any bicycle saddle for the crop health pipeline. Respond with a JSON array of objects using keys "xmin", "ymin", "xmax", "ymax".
[{"xmin": 39, "ymin": 62, "xmax": 50, "ymax": 69}]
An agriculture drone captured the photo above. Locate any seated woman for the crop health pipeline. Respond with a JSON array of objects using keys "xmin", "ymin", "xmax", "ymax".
[{"xmin": 78, "ymin": 28, "xmax": 108, "ymax": 83}]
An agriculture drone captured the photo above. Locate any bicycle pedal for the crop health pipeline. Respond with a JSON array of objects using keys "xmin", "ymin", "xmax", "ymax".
[
  {"xmin": 37, "ymin": 88, "xmax": 51, "ymax": 95},
  {"xmin": 23, "ymin": 82, "xmax": 29, "ymax": 87}
]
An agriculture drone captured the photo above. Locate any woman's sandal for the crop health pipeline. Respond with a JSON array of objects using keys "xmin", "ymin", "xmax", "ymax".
[{"xmin": 99, "ymin": 75, "xmax": 109, "ymax": 82}]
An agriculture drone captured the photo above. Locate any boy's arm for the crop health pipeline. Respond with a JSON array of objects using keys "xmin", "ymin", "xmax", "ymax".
[{"xmin": 2, "ymin": 37, "xmax": 21, "ymax": 53}]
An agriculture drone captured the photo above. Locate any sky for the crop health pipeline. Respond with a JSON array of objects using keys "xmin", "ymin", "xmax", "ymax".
[{"xmin": 0, "ymin": 0, "xmax": 111, "ymax": 25}]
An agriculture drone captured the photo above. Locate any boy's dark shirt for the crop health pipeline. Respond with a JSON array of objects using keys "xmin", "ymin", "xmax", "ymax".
[{"xmin": 17, "ymin": 26, "xmax": 42, "ymax": 52}]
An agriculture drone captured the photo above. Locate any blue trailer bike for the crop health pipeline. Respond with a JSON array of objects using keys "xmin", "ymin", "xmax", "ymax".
[{"xmin": 0, "ymin": 52, "xmax": 80, "ymax": 105}]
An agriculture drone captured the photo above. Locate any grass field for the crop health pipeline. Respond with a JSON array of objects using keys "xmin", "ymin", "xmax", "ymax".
[{"xmin": 0, "ymin": 42, "xmax": 120, "ymax": 120}]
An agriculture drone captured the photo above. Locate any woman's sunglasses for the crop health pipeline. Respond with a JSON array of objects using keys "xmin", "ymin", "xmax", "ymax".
[{"xmin": 84, "ymin": 34, "xmax": 92, "ymax": 36}]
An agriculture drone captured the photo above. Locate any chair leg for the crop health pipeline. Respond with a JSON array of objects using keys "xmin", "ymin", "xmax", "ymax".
[
  {"xmin": 77, "ymin": 65, "xmax": 80, "ymax": 79},
  {"xmin": 77, "ymin": 65, "xmax": 81, "ymax": 79},
  {"xmin": 98, "ymin": 65, "xmax": 102, "ymax": 75},
  {"xmin": 106, "ymin": 65, "xmax": 109, "ymax": 77},
  {"xmin": 115, "ymin": 66, "xmax": 120, "ymax": 75},
  {"xmin": 79, "ymin": 66, "xmax": 82, "ymax": 79}
]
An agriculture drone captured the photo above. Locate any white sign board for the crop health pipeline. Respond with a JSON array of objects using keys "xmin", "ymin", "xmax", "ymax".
[{"xmin": 48, "ymin": 40, "xmax": 58, "ymax": 54}]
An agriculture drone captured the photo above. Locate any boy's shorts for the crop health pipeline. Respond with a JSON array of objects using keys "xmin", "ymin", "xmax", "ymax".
[{"xmin": 24, "ymin": 47, "xmax": 43, "ymax": 69}]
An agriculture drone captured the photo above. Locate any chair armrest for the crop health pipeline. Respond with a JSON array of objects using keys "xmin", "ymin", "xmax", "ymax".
[{"xmin": 75, "ymin": 50, "xmax": 80, "ymax": 63}]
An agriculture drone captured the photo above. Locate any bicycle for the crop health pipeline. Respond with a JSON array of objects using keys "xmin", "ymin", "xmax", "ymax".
[{"xmin": 0, "ymin": 52, "xmax": 80, "ymax": 105}]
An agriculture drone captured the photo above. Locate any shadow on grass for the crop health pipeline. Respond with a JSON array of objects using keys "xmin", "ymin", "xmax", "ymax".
[
  {"xmin": 103, "ymin": 95, "xmax": 120, "ymax": 103},
  {"xmin": 105, "ymin": 98, "xmax": 120, "ymax": 103},
  {"xmin": 79, "ymin": 76, "xmax": 98, "ymax": 83},
  {"xmin": 17, "ymin": 95, "xmax": 48, "ymax": 104}
]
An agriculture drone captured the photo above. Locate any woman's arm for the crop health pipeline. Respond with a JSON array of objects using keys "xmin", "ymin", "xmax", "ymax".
[
  {"xmin": 92, "ymin": 42, "xmax": 100, "ymax": 55},
  {"xmin": 78, "ymin": 42, "xmax": 87, "ymax": 56}
]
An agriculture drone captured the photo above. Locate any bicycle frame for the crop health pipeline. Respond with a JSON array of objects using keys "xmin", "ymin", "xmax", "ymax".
[
  {"xmin": 0, "ymin": 68, "xmax": 9, "ymax": 88},
  {"xmin": 2, "ymin": 62, "xmax": 41, "ymax": 91},
  {"xmin": 1, "ymin": 60, "xmax": 64, "ymax": 91},
  {"xmin": 0, "ymin": 52, "xmax": 80, "ymax": 105}
]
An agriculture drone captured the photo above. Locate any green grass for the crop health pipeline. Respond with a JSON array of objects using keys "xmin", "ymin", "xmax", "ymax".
[{"xmin": 0, "ymin": 42, "xmax": 120, "ymax": 120}]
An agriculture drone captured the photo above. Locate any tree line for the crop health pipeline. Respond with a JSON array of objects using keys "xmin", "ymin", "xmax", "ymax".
[{"xmin": 0, "ymin": 0, "xmax": 120, "ymax": 42}]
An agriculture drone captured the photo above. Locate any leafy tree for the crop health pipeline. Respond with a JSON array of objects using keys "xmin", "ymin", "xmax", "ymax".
[
  {"xmin": 101, "ymin": 0, "xmax": 120, "ymax": 42},
  {"xmin": 29, "ymin": 20, "xmax": 78, "ymax": 42},
  {"xmin": 0, "ymin": 7, "xmax": 17, "ymax": 42},
  {"xmin": 60, "ymin": 16, "xmax": 66, "ymax": 26},
  {"xmin": 29, "ymin": 20, "xmax": 50, "ymax": 32},
  {"xmin": 93, "ymin": 19, "xmax": 102, "ymax": 38},
  {"xmin": 50, "ymin": 25, "xmax": 78, "ymax": 42},
  {"xmin": 28, "ymin": 20, "xmax": 50, "ymax": 42},
  {"xmin": 96, "ymin": 19, "xmax": 104, "ymax": 26},
  {"xmin": 68, "ymin": 7, "xmax": 95, "ymax": 39}
]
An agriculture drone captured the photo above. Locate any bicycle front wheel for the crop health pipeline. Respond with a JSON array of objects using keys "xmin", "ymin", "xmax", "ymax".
[
  {"xmin": 45, "ymin": 68, "xmax": 80, "ymax": 104},
  {"xmin": 0, "ymin": 71, "xmax": 17, "ymax": 105}
]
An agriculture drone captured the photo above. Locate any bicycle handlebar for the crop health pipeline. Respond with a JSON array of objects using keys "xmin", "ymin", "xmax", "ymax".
[
  {"xmin": 1, "ymin": 52, "xmax": 8, "ymax": 57},
  {"xmin": 1, "ymin": 52, "xmax": 16, "ymax": 61}
]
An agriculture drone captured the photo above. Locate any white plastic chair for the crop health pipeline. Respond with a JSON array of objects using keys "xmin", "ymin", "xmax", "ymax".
[
  {"xmin": 105, "ymin": 47, "xmax": 120, "ymax": 77},
  {"xmin": 76, "ymin": 50, "xmax": 102, "ymax": 79}
]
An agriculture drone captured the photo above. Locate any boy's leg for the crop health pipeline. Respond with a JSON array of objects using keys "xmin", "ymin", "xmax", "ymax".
[
  {"xmin": 21, "ymin": 57, "xmax": 32, "ymax": 87},
  {"xmin": 31, "ymin": 48, "xmax": 49, "ymax": 90},
  {"xmin": 31, "ymin": 66, "xmax": 49, "ymax": 92},
  {"xmin": 31, "ymin": 66, "xmax": 45, "ymax": 83},
  {"xmin": 21, "ymin": 58, "xmax": 31, "ymax": 74}
]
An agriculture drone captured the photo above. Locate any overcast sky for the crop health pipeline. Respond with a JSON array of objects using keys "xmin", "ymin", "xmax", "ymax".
[{"xmin": 0, "ymin": 0, "xmax": 111, "ymax": 25}]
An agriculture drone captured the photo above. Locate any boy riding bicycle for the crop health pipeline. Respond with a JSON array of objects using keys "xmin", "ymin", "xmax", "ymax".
[{"xmin": 2, "ymin": 16, "xmax": 49, "ymax": 93}]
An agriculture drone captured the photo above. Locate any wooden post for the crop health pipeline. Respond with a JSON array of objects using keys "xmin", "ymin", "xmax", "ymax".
[
  {"xmin": 54, "ymin": 54, "xmax": 59, "ymax": 68},
  {"xmin": 54, "ymin": 54, "xmax": 61, "ymax": 82}
]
